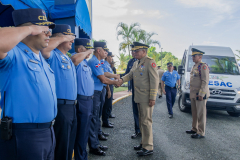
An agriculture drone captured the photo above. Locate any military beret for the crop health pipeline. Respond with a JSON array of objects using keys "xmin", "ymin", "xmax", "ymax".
[
  {"xmin": 12, "ymin": 8, "xmax": 55, "ymax": 29},
  {"xmin": 52, "ymin": 24, "xmax": 75, "ymax": 36},
  {"xmin": 75, "ymin": 38, "xmax": 93, "ymax": 49},
  {"xmin": 192, "ymin": 48, "xmax": 205, "ymax": 55}
]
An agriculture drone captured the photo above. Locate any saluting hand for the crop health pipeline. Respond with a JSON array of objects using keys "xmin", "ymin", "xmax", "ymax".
[
  {"xmin": 30, "ymin": 26, "xmax": 49, "ymax": 36},
  {"xmin": 64, "ymin": 35, "xmax": 75, "ymax": 42},
  {"xmin": 149, "ymin": 100, "xmax": 155, "ymax": 107}
]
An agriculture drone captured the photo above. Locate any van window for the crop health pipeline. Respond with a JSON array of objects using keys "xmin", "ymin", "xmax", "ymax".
[{"xmin": 187, "ymin": 55, "xmax": 240, "ymax": 75}]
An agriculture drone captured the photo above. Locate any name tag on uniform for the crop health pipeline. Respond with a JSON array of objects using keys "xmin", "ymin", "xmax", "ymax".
[
  {"xmin": 29, "ymin": 59, "xmax": 38, "ymax": 64},
  {"xmin": 62, "ymin": 60, "xmax": 68, "ymax": 64}
]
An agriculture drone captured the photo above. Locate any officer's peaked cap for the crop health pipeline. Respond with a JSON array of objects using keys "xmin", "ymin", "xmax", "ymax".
[
  {"xmin": 94, "ymin": 41, "xmax": 108, "ymax": 50},
  {"xmin": 52, "ymin": 24, "xmax": 76, "ymax": 36},
  {"xmin": 132, "ymin": 42, "xmax": 149, "ymax": 51},
  {"xmin": 191, "ymin": 48, "xmax": 205, "ymax": 55},
  {"xmin": 75, "ymin": 38, "xmax": 93, "ymax": 49}
]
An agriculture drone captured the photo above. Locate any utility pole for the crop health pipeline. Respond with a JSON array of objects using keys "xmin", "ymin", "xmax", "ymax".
[{"xmin": 161, "ymin": 48, "xmax": 163, "ymax": 66}]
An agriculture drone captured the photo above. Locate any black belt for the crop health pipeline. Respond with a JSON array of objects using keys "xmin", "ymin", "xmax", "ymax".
[
  {"xmin": 94, "ymin": 90, "xmax": 102, "ymax": 94},
  {"xmin": 166, "ymin": 85, "xmax": 177, "ymax": 89},
  {"xmin": 77, "ymin": 94, "xmax": 93, "ymax": 100},
  {"xmin": 57, "ymin": 99, "xmax": 77, "ymax": 105},
  {"xmin": 12, "ymin": 120, "xmax": 55, "ymax": 129}
]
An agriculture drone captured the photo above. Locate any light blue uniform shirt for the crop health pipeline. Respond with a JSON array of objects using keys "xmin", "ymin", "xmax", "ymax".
[
  {"xmin": 101, "ymin": 60, "xmax": 107, "ymax": 87},
  {"xmin": 103, "ymin": 61, "xmax": 114, "ymax": 80},
  {"xmin": 46, "ymin": 49, "xmax": 77, "ymax": 100},
  {"xmin": 71, "ymin": 52, "xmax": 76, "ymax": 56},
  {"xmin": 76, "ymin": 59, "xmax": 94, "ymax": 96},
  {"xmin": 88, "ymin": 55, "xmax": 104, "ymax": 91},
  {"xmin": 161, "ymin": 70, "xmax": 180, "ymax": 88},
  {"xmin": 0, "ymin": 42, "xmax": 57, "ymax": 123}
]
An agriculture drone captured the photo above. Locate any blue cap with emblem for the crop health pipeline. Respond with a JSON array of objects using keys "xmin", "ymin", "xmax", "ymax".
[
  {"xmin": 75, "ymin": 38, "xmax": 93, "ymax": 49},
  {"xmin": 12, "ymin": 8, "xmax": 55, "ymax": 29},
  {"xmin": 167, "ymin": 62, "xmax": 173, "ymax": 66},
  {"xmin": 52, "ymin": 24, "xmax": 76, "ymax": 36},
  {"xmin": 107, "ymin": 52, "xmax": 114, "ymax": 57},
  {"xmin": 94, "ymin": 41, "xmax": 108, "ymax": 51}
]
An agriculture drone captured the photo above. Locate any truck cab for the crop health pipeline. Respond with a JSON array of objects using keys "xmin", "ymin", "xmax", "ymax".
[{"xmin": 178, "ymin": 45, "xmax": 240, "ymax": 117}]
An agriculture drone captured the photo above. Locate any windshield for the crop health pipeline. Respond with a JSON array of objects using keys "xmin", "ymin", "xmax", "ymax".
[{"xmin": 187, "ymin": 55, "xmax": 240, "ymax": 75}]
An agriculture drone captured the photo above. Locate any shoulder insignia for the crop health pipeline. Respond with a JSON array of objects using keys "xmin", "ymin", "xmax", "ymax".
[
  {"xmin": 95, "ymin": 63, "xmax": 100, "ymax": 68},
  {"xmin": 147, "ymin": 57, "xmax": 153, "ymax": 60},
  {"xmin": 151, "ymin": 63, "xmax": 156, "ymax": 68}
]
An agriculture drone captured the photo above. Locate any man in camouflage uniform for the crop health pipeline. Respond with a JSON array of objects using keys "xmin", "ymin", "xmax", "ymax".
[
  {"xmin": 118, "ymin": 42, "xmax": 158, "ymax": 156},
  {"xmin": 186, "ymin": 48, "xmax": 210, "ymax": 139}
]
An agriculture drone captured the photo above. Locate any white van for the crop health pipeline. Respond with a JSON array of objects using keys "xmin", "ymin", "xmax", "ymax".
[{"xmin": 178, "ymin": 45, "xmax": 240, "ymax": 117}]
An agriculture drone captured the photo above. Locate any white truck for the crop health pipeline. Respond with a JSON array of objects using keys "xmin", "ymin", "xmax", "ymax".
[{"xmin": 178, "ymin": 45, "xmax": 240, "ymax": 117}]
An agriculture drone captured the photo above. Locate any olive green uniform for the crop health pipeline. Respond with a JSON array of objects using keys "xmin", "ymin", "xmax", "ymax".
[
  {"xmin": 122, "ymin": 55, "xmax": 158, "ymax": 150},
  {"xmin": 190, "ymin": 61, "xmax": 210, "ymax": 136}
]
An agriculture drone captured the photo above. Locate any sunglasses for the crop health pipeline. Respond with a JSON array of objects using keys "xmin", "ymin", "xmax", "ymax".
[
  {"xmin": 167, "ymin": 65, "xmax": 173, "ymax": 67},
  {"xmin": 42, "ymin": 29, "xmax": 52, "ymax": 35}
]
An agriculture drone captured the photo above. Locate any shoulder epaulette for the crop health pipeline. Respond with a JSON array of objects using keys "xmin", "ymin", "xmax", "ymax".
[{"xmin": 147, "ymin": 57, "xmax": 153, "ymax": 60}]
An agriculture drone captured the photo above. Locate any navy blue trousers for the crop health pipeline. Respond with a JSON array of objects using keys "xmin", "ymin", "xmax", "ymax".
[
  {"xmin": 132, "ymin": 83, "xmax": 140, "ymax": 133},
  {"xmin": 102, "ymin": 85, "xmax": 113, "ymax": 125},
  {"xmin": 0, "ymin": 126, "xmax": 55, "ymax": 160},
  {"xmin": 88, "ymin": 90, "xmax": 101, "ymax": 149},
  {"xmin": 74, "ymin": 97, "xmax": 93, "ymax": 160},
  {"xmin": 165, "ymin": 85, "xmax": 177, "ymax": 115},
  {"xmin": 54, "ymin": 103, "xmax": 77, "ymax": 160},
  {"xmin": 98, "ymin": 87, "xmax": 106, "ymax": 135}
]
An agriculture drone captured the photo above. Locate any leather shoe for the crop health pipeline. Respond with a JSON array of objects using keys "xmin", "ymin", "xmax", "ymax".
[
  {"xmin": 109, "ymin": 122, "xmax": 114, "ymax": 125},
  {"xmin": 137, "ymin": 148, "xmax": 153, "ymax": 156},
  {"xmin": 102, "ymin": 123, "xmax": 114, "ymax": 128},
  {"xmin": 109, "ymin": 114, "xmax": 115, "ymax": 118},
  {"xmin": 98, "ymin": 134, "xmax": 107, "ymax": 141},
  {"xmin": 99, "ymin": 145, "xmax": 108, "ymax": 151},
  {"xmin": 102, "ymin": 132, "xmax": 109, "ymax": 137},
  {"xmin": 131, "ymin": 132, "xmax": 141, "ymax": 139},
  {"xmin": 169, "ymin": 114, "xmax": 173, "ymax": 118},
  {"xmin": 134, "ymin": 144, "xmax": 142, "ymax": 150},
  {"xmin": 89, "ymin": 148, "xmax": 106, "ymax": 156},
  {"xmin": 186, "ymin": 130, "xmax": 196, "ymax": 134},
  {"xmin": 191, "ymin": 133, "xmax": 204, "ymax": 139}
]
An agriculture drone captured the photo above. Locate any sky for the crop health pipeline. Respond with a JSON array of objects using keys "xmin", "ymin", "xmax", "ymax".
[{"xmin": 92, "ymin": 0, "xmax": 240, "ymax": 63}]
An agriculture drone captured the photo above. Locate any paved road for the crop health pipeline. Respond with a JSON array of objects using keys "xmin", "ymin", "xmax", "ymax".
[{"xmin": 88, "ymin": 95, "xmax": 240, "ymax": 160}]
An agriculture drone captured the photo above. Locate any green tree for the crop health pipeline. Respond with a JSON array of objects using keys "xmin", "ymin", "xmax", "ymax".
[
  {"xmin": 116, "ymin": 22, "xmax": 140, "ymax": 57},
  {"xmin": 116, "ymin": 53, "xmax": 131, "ymax": 70},
  {"xmin": 235, "ymin": 50, "xmax": 240, "ymax": 61},
  {"xmin": 158, "ymin": 52, "xmax": 178, "ymax": 70},
  {"xmin": 147, "ymin": 46, "xmax": 160, "ymax": 63}
]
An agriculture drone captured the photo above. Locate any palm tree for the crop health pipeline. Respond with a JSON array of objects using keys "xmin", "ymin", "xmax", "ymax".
[
  {"xmin": 143, "ymin": 32, "xmax": 161, "ymax": 48},
  {"xmin": 116, "ymin": 53, "xmax": 131, "ymax": 70},
  {"xmin": 131, "ymin": 29, "xmax": 146, "ymax": 42},
  {"xmin": 116, "ymin": 22, "xmax": 140, "ymax": 57}
]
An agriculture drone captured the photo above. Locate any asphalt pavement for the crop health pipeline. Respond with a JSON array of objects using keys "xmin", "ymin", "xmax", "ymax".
[{"xmin": 88, "ymin": 95, "xmax": 240, "ymax": 160}]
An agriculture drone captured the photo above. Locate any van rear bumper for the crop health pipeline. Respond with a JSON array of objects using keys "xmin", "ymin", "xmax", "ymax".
[{"xmin": 182, "ymin": 92, "xmax": 240, "ymax": 113}]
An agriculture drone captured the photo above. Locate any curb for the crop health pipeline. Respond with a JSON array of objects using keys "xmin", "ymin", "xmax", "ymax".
[{"xmin": 112, "ymin": 94, "xmax": 131, "ymax": 105}]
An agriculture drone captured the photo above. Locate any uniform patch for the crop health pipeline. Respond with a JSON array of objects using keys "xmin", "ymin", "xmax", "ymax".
[
  {"xmin": 95, "ymin": 64, "xmax": 100, "ymax": 68},
  {"xmin": 101, "ymin": 62, "xmax": 104, "ymax": 65},
  {"xmin": 203, "ymin": 66, "xmax": 207, "ymax": 70},
  {"xmin": 151, "ymin": 63, "xmax": 156, "ymax": 68}
]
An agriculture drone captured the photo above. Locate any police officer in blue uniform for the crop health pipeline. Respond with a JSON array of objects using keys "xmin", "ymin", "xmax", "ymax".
[
  {"xmin": 0, "ymin": 8, "xmax": 57, "ymax": 160},
  {"xmin": 161, "ymin": 62, "xmax": 180, "ymax": 118},
  {"xmin": 70, "ymin": 38, "xmax": 94, "ymax": 160},
  {"xmin": 88, "ymin": 41, "xmax": 121, "ymax": 156},
  {"xmin": 120, "ymin": 44, "xmax": 141, "ymax": 139},
  {"xmin": 41, "ymin": 24, "xmax": 77, "ymax": 160},
  {"xmin": 102, "ymin": 52, "xmax": 115, "ymax": 128}
]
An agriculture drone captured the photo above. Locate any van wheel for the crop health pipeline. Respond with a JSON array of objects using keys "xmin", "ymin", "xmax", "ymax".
[
  {"xmin": 227, "ymin": 111, "xmax": 240, "ymax": 117},
  {"xmin": 178, "ymin": 95, "xmax": 190, "ymax": 112}
]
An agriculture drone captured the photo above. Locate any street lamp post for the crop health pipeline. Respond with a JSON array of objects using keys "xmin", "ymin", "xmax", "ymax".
[{"xmin": 161, "ymin": 48, "xmax": 163, "ymax": 66}]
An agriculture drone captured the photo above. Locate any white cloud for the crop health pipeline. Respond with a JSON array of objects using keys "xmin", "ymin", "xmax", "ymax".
[{"xmin": 131, "ymin": 9, "xmax": 144, "ymax": 15}]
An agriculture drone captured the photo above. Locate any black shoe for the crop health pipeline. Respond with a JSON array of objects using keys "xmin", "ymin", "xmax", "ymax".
[
  {"xmin": 134, "ymin": 144, "xmax": 142, "ymax": 150},
  {"xmin": 131, "ymin": 132, "xmax": 141, "ymax": 139},
  {"xmin": 191, "ymin": 133, "xmax": 205, "ymax": 139},
  {"xmin": 137, "ymin": 148, "xmax": 153, "ymax": 156},
  {"xmin": 109, "ymin": 122, "xmax": 114, "ymax": 125},
  {"xmin": 98, "ymin": 134, "xmax": 108, "ymax": 141},
  {"xmin": 89, "ymin": 148, "xmax": 106, "ymax": 156},
  {"xmin": 186, "ymin": 130, "xmax": 196, "ymax": 134},
  {"xmin": 99, "ymin": 145, "xmax": 108, "ymax": 151},
  {"xmin": 109, "ymin": 114, "xmax": 115, "ymax": 118},
  {"xmin": 102, "ymin": 132, "xmax": 109, "ymax": 137},
  {"xmin": 102, "ymin": 123, "xmax": 114, "ymax": 128},
  {"xmin": 159, "ymin": 95, "xmax": 162, "ymax": 98},
  {"xmin": 169, "ymin": 114, "xmax": 173, "ymax": 118}
]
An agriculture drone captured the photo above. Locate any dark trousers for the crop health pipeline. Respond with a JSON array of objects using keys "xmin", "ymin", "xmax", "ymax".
[
  {"xmin": 74, "ymin": 96, "xmax": 93, "ymax": 160},
  {"xmin": 132, "ymin": 82, "xmax": 140, "ymax": 133},
  {"xmin": 54, "ymin": 103, "xmax": 77, "ymax": 160},
  {"xmin": 0, "ymin": 126, "xmax": 55, "ymax": 160},
  {"xmin": 88, "ymin": 90, "xmax": 101, "ymax": 149},
  {"xmin": 165, "ymin": 85, "xmax": 177, "ymax": 115},
  {"xmin": 102, "ymin": 85, "xmax": 113, "ymax": 125},
  {"xmin": 98, "ymin": 87, "xmax": 106, "ymax": 135}
]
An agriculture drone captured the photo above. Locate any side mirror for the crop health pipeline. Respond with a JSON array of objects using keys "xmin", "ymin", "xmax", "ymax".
[{"xmin": 178, "ymin": 65, "xmax": 185, "ymax": 75}]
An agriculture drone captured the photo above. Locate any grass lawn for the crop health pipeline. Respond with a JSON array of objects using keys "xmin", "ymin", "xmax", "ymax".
[{"xmin": 113, "ymin": 87, "xmax": 128, "ymax": 93}]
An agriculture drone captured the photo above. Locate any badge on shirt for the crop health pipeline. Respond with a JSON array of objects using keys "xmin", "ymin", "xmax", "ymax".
[
  {"xmin": 101, "ymin": 62, "xmax": 104, "ymax": 65},
  {"xmin": 95, "ymin": 64, "xmax": 100, "ymax": 68},
  {"xmin": 29, "ymin": 59, "xmax": 38, "ymax": 64},
  {"xmin": 151, "ymin": 63, "xmax": 156, "ymax": 68},
  {"xmin": 67, "ymin": 65, "xmax": 71, "ymax": 69}
]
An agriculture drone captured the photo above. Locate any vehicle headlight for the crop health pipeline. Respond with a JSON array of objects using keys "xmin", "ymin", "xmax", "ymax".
[
  {"xmin": 236, "ymin": 87, "xmax": 240, "ymax": 94},
  {"xmin": 185, "ymin": 81, "xmax": 190, "ymax": 90}
]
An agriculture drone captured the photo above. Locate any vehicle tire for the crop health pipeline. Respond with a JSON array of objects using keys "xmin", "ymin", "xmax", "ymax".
[
  {"xmin": 178, "ymin": 94, "xmax": 190, "ymax": 112},
  {"xmin": 227, "ymin": 111, "xmax": 240, "ymax": 117}
]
